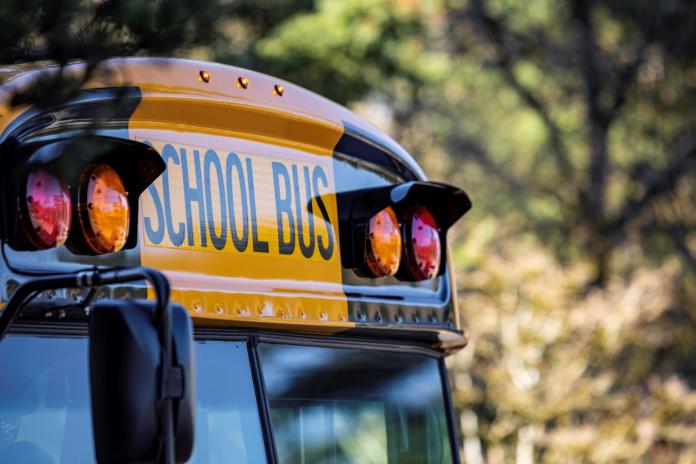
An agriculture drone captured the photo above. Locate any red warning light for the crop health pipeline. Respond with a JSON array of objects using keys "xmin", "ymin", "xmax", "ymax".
[
  {"xmin": 21, "ymin": 169, "xmax": 71, "ymax": 249},
  {"xmin": 405, "ymin": 206, "xmax": 441, "ymax": 280}
]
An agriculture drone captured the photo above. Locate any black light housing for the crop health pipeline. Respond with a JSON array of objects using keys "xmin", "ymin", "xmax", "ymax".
[
  {"xmin": 336, "ymin": 181, "xmax": 471, "ymax": 280},
  {"xmin": 1, "ymin": 136, "xmax": 164, "ymax": 253}
]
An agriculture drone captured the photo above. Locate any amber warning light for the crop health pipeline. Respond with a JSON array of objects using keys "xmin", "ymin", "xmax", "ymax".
[
  {"xmin": 77, "ymin": 164, "xmax": 130, "ymax": 254},
  {"xmin": 365, "ymin": 207, "xmax": 402, "ymax": 277}
]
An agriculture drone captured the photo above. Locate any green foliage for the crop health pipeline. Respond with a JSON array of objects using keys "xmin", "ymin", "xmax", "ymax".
[
  {"xmin": 0, "ymin": 0, "xmax": 226, "ymax": 107},
  {"xmin": 218, "ymin": 0, "xmax": 438, "ymax": 105}
]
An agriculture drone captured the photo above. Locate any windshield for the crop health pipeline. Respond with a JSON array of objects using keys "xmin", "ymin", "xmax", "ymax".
[
  {"xmin": 258, "ymin": 343, "xmax": 454, "ymax": 464},
  {"xmin": 0, "ymin": 334, "xmax": 454, "ymax": 463},
  {"xmin": 0, "ymin": 335, "xmax": 265, "ymax": 464}
]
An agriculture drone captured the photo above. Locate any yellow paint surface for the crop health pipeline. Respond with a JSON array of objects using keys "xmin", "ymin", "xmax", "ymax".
[{"xmin": 130, "ymin": 93, "xmax": 351, "ymax": 328}]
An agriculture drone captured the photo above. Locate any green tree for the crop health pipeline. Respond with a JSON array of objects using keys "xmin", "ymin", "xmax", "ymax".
[
  {"xmin": 0, "ymin": 0, "xmax": 227, "ymax": 107},
  {"xmin": 447, "ymin": 0, "xmax": 696, "ymax": 286}
]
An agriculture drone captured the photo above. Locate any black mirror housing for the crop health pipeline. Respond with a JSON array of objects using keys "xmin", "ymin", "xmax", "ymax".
[{"xmin": 88, "ymin": 300, "xmax": 195, "ymax": 463}]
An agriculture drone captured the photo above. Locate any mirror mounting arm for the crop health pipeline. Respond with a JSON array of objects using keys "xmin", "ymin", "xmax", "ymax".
[
  {"xmin": 161, "ymin": 365, "xmax": 185, "ymax": 399},
  {"xmin": 0, "ymin": 266, "xmax": 178, "ymax": 464}
]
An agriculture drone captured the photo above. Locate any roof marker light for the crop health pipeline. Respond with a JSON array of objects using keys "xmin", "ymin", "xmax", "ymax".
[
  {"xmin": 273, "ymin": 84, "xmax": 284, "ymax": 96},
  {"xmin": 78, "ymin": 164, "xmax": 130, "ymax": 254},
  {"xmin": 365, "ymin": 206, "xmax": 402, "ymax": 277},
  {"xmin": 199, "ymin": 70, "xmax": 211, "ymax": 83},
  {"xmin": 20, "ymin": 169, "xmax": 71, "ymax": 249},
  {"xmin": 237, "ymin": 76, "xmax": 249, "ymax": 89}
]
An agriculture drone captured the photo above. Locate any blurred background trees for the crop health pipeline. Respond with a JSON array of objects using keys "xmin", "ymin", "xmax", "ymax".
[
  {"xmin": 208, "ymin": 1, "xmax": 696, "ymax": 461},
  {"xmin": 2, "ymin": 0, "xmax": 694, "ymax": 461}
]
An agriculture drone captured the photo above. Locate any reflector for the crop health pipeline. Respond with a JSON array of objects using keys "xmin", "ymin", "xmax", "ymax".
[
  {"xmin": 78, "ymin": 164, "xmax": 130, "ymax": 254},
  {"xmin": 405, "ymin": 206, "xmax": 441, "ymax": 280},
  {"xmin": 20, "ymin": 169, "xmax": 71, "ymax": 249},
  {"xmin": 365, "ymin": 207, "xmax": 402, "ymax": 277}
]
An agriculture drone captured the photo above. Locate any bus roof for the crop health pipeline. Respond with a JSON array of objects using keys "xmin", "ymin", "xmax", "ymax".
[{"xmin": 0, "ymin": 58, "xmax": 426, "ymax": 179}]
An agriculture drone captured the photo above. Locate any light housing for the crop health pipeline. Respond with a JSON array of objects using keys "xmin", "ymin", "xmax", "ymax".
[
  {"xmin": 365, "ymin": 207, "xmax": 402, "ymax": 277},
  {"xmin": 403, "ymin": 205, "xmax": 441, "ymax": 280},
  {"xmin": 19, "ymin": 169, "xmax": 71, "ymax": 249},
  {"xmin": 336, "ymin": 180, "xmax": 471, "ymax": 282},
  {"xmin": 77, "ymin": 164, "xmax": 130, "ymax": 254},
  {"xmin": 1, "ymin": 133, "xmax": 165, "ymax": 255}
]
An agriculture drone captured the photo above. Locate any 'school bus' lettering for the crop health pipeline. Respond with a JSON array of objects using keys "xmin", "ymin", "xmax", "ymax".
[{"xmin": 140, "ymin": 141, "xmax": 336, "ymax": 262}]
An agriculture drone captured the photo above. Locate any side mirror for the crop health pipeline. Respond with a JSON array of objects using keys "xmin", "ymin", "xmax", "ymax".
[{"xmin": 88, "ymin": 300, "xmax": 195, "ymax": 463}]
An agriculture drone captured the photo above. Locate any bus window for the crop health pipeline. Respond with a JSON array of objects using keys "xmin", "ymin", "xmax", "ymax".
[
  {"xmin": 258, "ymin": 343, "xmax": 453, "ymax": 464},
  {"xmin": 0, "ymin": 335, "xmax": 92, "ymax": 464},
  {"xmin": 189, "ymin": 340, "xmax": 266, "ymax": 463},
  {"xmin": 0, "ymin": 335, "xmax": 266, "ymax": 464}
]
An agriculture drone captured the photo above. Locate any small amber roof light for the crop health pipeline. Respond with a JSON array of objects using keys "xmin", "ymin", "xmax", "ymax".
[
  {"xmin": 199, "ymin": 70, "xmax": 211, "ymax": 83},
  {"xmin": 365, "ymin": 207, "xmax": 402, "ymax": 277},
  {"xmin": 78, "ymin": 164, "xmax": 130, "ymax": 254}
]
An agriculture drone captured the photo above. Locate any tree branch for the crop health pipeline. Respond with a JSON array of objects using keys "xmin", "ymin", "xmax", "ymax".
[
  {"xmin": 468, "ymin": 0, "xmax": 576, "ymax": 184},
  {"xmin": 448, "ymin": 133, "xmax": 569, "ymax": 209},
  {"xmin": 608, "ymin": 135, "xmax": 696, "ymax": 235},
  {"xmin": 669, "ymin": 224, "xmax": 696, "ymax": 274},
  {"xmin": 607, "ymin": 39, "xmax": 648, "ymax": 120},
  {"xmin": 449, "ymin": 135, "xmax": 526, "ymax": 194},
  {"xmin": 572, "ymin": 0, "xmax": 610, "ymax": 220}
]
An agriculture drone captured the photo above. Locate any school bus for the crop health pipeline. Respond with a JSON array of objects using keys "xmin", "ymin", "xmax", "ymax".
[{"xmin": 0, "ymin": 58, "xmax": 471, "ymax": 463}]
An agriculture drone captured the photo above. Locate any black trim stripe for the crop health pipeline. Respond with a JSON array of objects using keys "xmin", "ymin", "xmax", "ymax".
[{"xmin": 335, "ymin": 121, "xmax": 421, "ymax": 181}]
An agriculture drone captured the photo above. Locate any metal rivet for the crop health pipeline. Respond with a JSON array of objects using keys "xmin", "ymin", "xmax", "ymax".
[
  {"xmin": 273, "ymin": 84, "xmax": 284, "ymax": 96},
  {"xmin": 237, "ymin": 76, "xmax": 249, "ymax": 89},
  {"xmin": 199, "ymin": 70, "xmax": 211, "ymax": 83}
]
